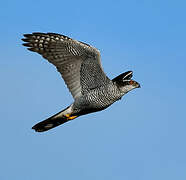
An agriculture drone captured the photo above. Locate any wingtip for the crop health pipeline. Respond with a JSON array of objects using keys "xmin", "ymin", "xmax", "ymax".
[
  {"xmin": 23, "ymin": 33, "xmax": 32, "ymax": 38},
  {"xmin": 22, "ymin": 42, "xmax": 36, "ymax": 52},
  {"xmin": 22, "ymin": 42, "xmax": 31, "ymax": 47},
  {"xmin": 21, "ymin": 38, "xmax": 30, "ymax": 42}
]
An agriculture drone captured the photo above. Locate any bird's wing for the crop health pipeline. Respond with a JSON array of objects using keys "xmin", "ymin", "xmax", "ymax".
[{"xmin": 22, "ymin": 33, "xmax": 110, "ymax": 99}]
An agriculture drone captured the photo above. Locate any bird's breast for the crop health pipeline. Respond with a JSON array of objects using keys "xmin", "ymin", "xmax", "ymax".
[{"xmin": 79, "ymin": 84, "xmax": 122, "ymax": 110}]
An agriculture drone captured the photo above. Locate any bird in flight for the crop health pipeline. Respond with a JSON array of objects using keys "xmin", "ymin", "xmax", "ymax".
[{"xmin": 22, "ymin": 32, "xmax": 140, "ymax": 132}]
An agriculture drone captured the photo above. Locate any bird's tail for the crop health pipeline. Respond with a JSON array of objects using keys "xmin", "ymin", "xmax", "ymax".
[{"xmin": 32, "ymin": 105, "xmax": 78, "ymax": 132}]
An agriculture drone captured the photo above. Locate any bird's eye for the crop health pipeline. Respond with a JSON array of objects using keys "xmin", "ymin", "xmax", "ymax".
[{"xmin": 129, "ymin": 80, "xmax": 134, "ymax": 85}]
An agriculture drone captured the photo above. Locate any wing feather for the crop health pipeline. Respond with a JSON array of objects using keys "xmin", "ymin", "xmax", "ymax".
[{"xmin": 22, "ymin": 32, "xmax": 109, "ymax": 99}]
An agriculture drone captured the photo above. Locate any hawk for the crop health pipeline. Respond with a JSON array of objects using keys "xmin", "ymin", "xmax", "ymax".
[{"xmin": 22, "ymin": 33, "xmax": 140, "ymax": 132}]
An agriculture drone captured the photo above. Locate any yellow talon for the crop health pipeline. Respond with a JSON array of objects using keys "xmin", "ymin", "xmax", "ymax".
[
  {"xmin": 65, "ymin": 113, "xmax": 71, "ymax": 118},
  {"xmin": 67, "ymin": 115, "xmax": 77, "ymax": 120},
  {"xmin": 64, "ymin": 114, "xmax": 77, "ymax": 120}
]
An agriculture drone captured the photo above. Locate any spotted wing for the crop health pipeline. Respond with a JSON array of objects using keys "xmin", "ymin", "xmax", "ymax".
[{"xmin": 22, "ymin": 32, "xmax": 109, "ymax": 99}]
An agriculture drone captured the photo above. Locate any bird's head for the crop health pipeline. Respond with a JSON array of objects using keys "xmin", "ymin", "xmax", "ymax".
[{"xmin": 112, "ymin": 71, "xmax": 140, "ymax": 94}]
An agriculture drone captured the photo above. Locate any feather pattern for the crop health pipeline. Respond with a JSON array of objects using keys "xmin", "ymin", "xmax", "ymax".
[{"xmin": 22, "ymin": 32, "xmax": 108, "ymax": 99}]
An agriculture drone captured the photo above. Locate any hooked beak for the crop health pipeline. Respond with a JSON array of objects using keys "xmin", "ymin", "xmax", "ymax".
[{"xmin": 137, "ymin": 83, "xmax": 141, "ymax": 88}]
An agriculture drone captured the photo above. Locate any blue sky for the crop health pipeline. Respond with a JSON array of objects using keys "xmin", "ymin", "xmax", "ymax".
[{"xmin": 1, "ymin": 0, "xmax": 186, "ymax": 179}]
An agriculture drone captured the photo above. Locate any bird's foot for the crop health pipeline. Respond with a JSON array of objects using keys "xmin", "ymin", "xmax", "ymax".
[{"xmin": 64, "ymin": 113, "xmax": 77, "ymax": 120}]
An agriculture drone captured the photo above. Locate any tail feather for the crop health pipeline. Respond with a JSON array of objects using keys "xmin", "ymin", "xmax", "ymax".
[{"xmin": 32, "ymin": 105, "xmax": 76, "ymax": 132}]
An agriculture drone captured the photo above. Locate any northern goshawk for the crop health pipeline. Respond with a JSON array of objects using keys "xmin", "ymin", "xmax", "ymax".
[{"xmin": 22, "ymin": 32, "xmax": 140, "ymax": 132}]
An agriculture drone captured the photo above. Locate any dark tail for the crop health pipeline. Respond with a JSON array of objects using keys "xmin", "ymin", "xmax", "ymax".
[{"xmin": 32, "ymin": 105, "xmax": 78, "ymax": 132}]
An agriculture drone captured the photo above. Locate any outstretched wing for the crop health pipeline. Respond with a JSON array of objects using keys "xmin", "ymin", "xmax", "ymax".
[{"xmin": 22, "ymin": 33, "xmax": 110, "ymax": 99}]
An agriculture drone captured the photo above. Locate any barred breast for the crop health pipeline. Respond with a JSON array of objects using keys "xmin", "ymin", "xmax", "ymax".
[{"xmin": 73, "ymin": 82, "xmax": 122, "ymax": 112}]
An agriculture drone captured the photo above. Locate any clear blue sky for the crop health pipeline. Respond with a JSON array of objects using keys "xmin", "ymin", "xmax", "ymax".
[{"xmin": 1, "ymin": 0, "xmax": 186, "ymax": 179}]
